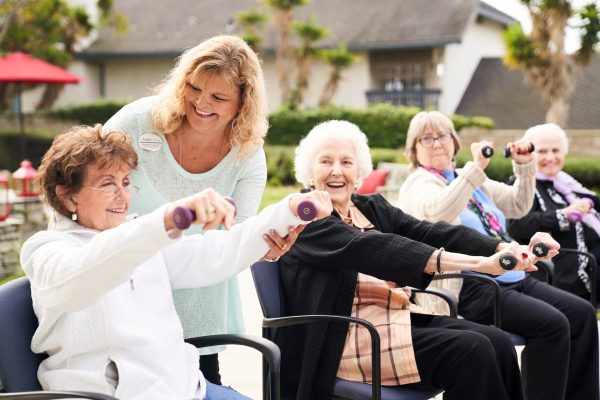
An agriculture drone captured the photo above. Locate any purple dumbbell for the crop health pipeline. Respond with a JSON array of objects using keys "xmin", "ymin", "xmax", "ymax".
[
  {"xmin": 173, "ymin": 196, "xmax": 237, "ymax": 230},
  {"xmin": 567, "ymin": 198, "xmax": 594, "ymax": 223},
  {"xmin": 296, "ymin": 200, "xmax": 317, "ymax": 221}
]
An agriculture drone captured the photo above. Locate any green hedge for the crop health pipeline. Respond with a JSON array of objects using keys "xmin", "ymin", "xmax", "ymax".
[
  {"xmin": 0, "ymin": 131, "xmax": 54, "ymax": 170},
  {"xmin": 40, "ymin": 101, "xmax": 495, "ymax": 151},
  {"xmin": 42, "ymin": 99, "xmax": 130, "ymax": 125},
  {"xmin": 265, "ymin": 146, "xmax": 406, "ymax": 186},
  {"xmin": 267, "ymin": 104, "xmax": 494, "ymax": 148},
  {"xmin": 456, "ymin": 150, "xmax": 600, "ymax": 189}
]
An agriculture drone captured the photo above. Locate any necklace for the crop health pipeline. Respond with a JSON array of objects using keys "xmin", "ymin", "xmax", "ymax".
[{"xmin": 176, "ymin": 132, "xmax": 229, "ymax": 171}]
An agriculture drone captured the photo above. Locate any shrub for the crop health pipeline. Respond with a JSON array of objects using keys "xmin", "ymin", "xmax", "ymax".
[
  {"xmin": 265, "ymin": 145, "xmax": 407, "ymax": 186},
  {"xmin": 267, "ymin": 104, "xmax": 494, "ymax": 149},
  {"xmin": 0, "ymin": 130, "xmax": 54, "ymax": 170},
  {"xmin": 43, "ymin": 99, "xmax": 130, "ymax": 125}
]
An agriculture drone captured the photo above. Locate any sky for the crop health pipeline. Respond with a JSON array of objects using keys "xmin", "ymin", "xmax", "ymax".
[{"xmin": 483, "ymin": 0, "xmax": 599, "ymax": 53}]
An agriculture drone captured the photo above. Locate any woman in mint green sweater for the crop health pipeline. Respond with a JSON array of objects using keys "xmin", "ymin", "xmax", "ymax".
[{"xmin": 104, "ymin": 35, "xmax": 298, "ymax": 385}]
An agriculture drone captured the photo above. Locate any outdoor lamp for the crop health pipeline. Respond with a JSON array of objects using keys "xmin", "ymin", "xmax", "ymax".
[
  {"xmin": 0, "ymin": 171, "xmax": 9, "ymax": 221},
  {"xmin": 12, "ymin": 160, "xmax": 38, "ymax": 197}
]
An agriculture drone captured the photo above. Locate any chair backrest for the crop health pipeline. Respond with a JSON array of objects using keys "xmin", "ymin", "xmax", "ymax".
[
  {"xmin": 0, "ymin": 277, "xmax": 45, "ymax": 392},
  {"xmin": 251, "ymin": 260, "xmax": 283, "ymax": 319}
]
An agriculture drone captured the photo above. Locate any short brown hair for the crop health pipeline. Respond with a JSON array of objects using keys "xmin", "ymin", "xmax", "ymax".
[
  {"xmin": 37, "ymin": 124, "xmax": 138, "ymax": 218},
  {"xmin": 405, "ymin": 111, "xmax": 460, "ymax": 169}
]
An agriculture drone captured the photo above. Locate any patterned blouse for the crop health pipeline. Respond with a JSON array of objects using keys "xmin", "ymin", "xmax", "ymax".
[{"xmin": 336, "ymin": 204, "xmax": 423, "ymax": 386}]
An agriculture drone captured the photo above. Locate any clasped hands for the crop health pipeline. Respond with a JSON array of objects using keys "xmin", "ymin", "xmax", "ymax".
[{"xmin": 489, "ymin": 232, "xmax": 560, "ymax": 275}]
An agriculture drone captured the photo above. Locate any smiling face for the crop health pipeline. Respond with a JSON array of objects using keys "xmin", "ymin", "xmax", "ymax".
[
  {"xmin": 312, "ymin": 138, "xmax": 358, "ymax": 212},
  {"xmin": 183, "ymin": 74, "xmax": 241, "ymax": 137},
  {"xmin": 66, "ymin": 163, "xmax": 133, "ymax": 231},
  {"xmin": 534, "ymin": 131, "xmax": 565, "ymax": 177}
]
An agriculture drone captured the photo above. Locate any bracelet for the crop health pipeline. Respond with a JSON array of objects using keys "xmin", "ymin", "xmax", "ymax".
[
  {"xmin": 436, "ymin": 247, "xmax": 445, "ymax": 274},
  {"xmin": 262, "ymin": 255, "xmax": 281, "ymax": 263}
]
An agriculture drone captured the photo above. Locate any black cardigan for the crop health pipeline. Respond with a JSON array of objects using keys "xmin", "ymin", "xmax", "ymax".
[
  {"xmin": 277, "ymin": 194, "xmax": 501, "ymax": 399},
  {"xmin": 508, "ymin": 179, "xmax": 600, "ymax": 295}
]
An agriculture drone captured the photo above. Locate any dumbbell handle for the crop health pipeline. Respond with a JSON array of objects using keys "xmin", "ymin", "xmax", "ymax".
[
  {"xmin": 173, "ymin": 196, "xmax": 237, "ymax": 230},
  {"xmin": 566, "ymin": 198, "xmax": 594, "ymax": 223},
  {"xmin": 503, "ymin": 142, "xmax": 535, "ymax": 158},
  {"xmin": 499, "ymin": 242, "xmax": 549, "ymax": 270}
]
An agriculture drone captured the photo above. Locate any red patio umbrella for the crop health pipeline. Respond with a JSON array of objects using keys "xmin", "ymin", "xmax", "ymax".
[{"xmin": 0, "ymin": 52, "xmax": 81, "ymax": 157}]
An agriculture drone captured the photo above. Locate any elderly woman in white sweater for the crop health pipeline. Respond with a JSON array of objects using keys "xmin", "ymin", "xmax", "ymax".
[
  {"xmin": 20, "ymin": 124, "xmax": 332, "ymax": 400},
  {"xmin": 398, "ymin": 111, "xmax": 598, "ymax": 400}
]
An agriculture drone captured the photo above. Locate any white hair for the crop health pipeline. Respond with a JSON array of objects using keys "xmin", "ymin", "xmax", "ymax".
[
  {"xmin": 294, "ymin": 120, "xmax": 373, "ymax": 188},
  {"xmin": 522, "ymin": 123, "xmax": 569, "ymax": 155}
]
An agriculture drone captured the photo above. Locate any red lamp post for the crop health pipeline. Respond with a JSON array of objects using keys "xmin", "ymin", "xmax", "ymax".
[
  {"xmin": 12, "ymin": 160, "xmax": 39, "ymax": 197},
  {"xmin": 0, "ymin": 171, "xmax": 9, "ymax": 221}
]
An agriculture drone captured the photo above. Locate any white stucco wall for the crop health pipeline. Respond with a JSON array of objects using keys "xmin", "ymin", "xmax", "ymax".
[
  {"xmin": 49, "ymin": 51, "xmax": 369, "ymax": 113},
  {"xmin": 251, "ymin": 51, "xmax": 370, "ymax": 110},
  {"xmin": 439, "ymin": 16, "xmax": 507, "ymax": 114}
]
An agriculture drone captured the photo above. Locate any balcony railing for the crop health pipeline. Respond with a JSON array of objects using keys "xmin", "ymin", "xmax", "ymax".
[{"xmin": 366, "ymin": 89, "xmax": 441, "ymax": 109}]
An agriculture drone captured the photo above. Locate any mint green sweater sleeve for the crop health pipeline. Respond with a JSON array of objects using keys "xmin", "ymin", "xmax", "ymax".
[{"xmin": 104, "ymin": 96, "xmax": 267, "ymax": 353}]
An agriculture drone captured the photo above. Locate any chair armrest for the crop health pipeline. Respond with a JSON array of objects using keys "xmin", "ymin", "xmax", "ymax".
[
  {"xmin": 185, "ymin": 333, "xmax": 280, "ymax": 375},
  {"xmin": 185, "ymin": 334, "xmax": 281, "ymax": 400},
  {"xmin": 0, "ymin": 391, "xmax": 119, "ymax": 399},
  {"xmin": 535, "ymin": 260, "xmax": 555, "ymax": 286},
  {"xmin": 559, "ymin": 248, "xmax": 597, "ymax": 306},
  {"xmin": 433, "ymin": 273, "xmax": 503, "ymax": 328},
  {"xmin": 411, "ymin": 286, "xmax": 458, "ymax": 318},
  {"xmin": 263, "ymin": 315, "xmax": 382, "ymax": 400}
]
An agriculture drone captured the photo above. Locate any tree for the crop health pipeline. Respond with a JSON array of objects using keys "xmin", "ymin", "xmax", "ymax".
[
  {"xmin": 0, "ymin": 0, "xmax": 126, "ymax": 110},
  {"xmin": 503, "ymin": 0, "xmax": 600, "ymax": 127},
  {"xmin": 318, "ymin": 45, "xmax": 358, "ymax": 106},
  {"xmin": 235, "ymin": 7, "xmax": 268, "ymax": 56},
  {"xmin": 265, "ymin": 0, "xmax": 308, "ymax": 104},
  {"xmin": 287, "ymin": 17, "xmax": 329, "ymax": 109}
]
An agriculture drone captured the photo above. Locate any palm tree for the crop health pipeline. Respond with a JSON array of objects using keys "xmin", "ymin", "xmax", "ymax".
[
  {"xmin": 288, "ymin": 17, "xmax": 329, "ymax": 109},
  {"xmin": 265, "ymin": 0, "xmax": 308, "ymax": 104},
  {"xmin": 503, "ymin": 0, "xmax": 600, "ymax": 127},
  {"xmin": 235, "ymin": 8, "xmax": 268, "ymax": 55},
  {"xmin": 319, "ymin": 45, "xmax": 358, "ymax": 106}
]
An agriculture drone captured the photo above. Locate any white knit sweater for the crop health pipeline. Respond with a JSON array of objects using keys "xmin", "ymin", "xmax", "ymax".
[
  {"xmin": 21, "ymin": 199, "xmax": 305, "ymax": 400},
  {"xmin": 397, "ymin": 160, "xmax": 536, "ymax": 314},
  {"xmin": 398, "ymin": 160, "xmax": 536, "ymax": 224}
]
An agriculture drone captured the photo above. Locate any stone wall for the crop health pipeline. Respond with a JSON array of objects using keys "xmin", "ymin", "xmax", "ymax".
[
  {"xmin": 459, "ymin": 127, "xmax": 600, "ymax": 157},
  {"xmin": 0, "ymin": 197, "xmax": 48, "ymax": 278}
]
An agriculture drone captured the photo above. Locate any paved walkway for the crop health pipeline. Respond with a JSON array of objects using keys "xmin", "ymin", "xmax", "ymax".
[{"xmin": 219, "ymin": 269, "xmax": 600, "ymax": 399}]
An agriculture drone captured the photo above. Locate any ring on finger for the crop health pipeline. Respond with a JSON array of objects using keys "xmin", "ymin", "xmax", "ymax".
[
  {"xmin": 280, "ymin": 243, "xmax": 287, "ymax": 251},
  {"xmin": 207, "ymin": 207, "xmax": 216, "ymax": 215}
]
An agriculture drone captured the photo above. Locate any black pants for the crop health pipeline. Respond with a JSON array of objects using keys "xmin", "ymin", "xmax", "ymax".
[
  {"xmin": 403, "ymin": 314, "xmax": 524, "ymax": 400},
  {"xmin": 200, "ymin": 353, "xmax": 222, "ymax": 385},
  {"xmin": 459, "ymin": 275, "xmax": 599, "ymax": 400}
]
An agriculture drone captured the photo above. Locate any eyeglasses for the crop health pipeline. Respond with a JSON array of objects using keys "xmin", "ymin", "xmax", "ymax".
[
  {"xmin": 82, "ymin": 183, "xmax": 139, "ymax": 198},
  {"xmin": 417, "ymin": 132, "xmax": 453, "ymax": 147}
]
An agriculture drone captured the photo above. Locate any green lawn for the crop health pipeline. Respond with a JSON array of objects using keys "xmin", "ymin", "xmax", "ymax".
[
  {"xmin": 0, "ymin": 270, "xmax": 24, "ymax": 286},
  {"xmin": 259, "ymin": 185, "xmax": 300, "ymax": 210}
]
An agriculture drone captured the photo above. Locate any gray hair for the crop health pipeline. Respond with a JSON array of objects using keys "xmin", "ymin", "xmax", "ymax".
[
  {"xmin": 522, "ymin": 123, "xmax": 569, "ymax": 155},
  {"xmin": 294, "ymin": 120, "xmax": 373, "ymax": 188}
]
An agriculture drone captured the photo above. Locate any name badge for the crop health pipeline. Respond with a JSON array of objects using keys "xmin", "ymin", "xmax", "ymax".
[{"xmin": 138, "ymin": 133, "xmax": 162, "ymax": 152}]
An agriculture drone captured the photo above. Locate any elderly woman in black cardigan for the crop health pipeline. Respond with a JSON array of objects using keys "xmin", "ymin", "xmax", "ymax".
[
  {"xmin": 508, "ymin": 123, "xmax": 600, "ymax": 300},
  {"xmin": 277, "ymin": 120, "xmax": 559, "ymax": 400}
]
